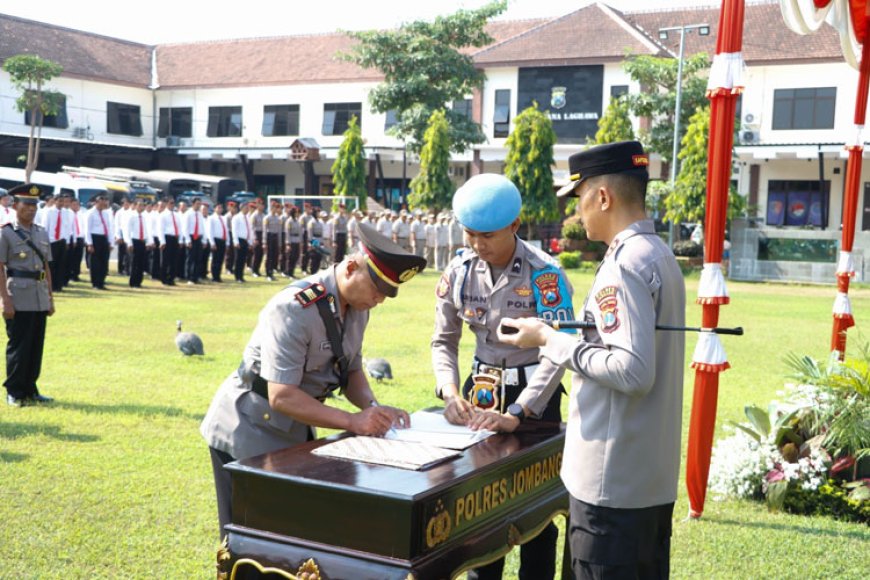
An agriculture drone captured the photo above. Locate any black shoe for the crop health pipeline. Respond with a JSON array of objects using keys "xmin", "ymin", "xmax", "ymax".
[
  {"xmin": 30, "ymin": 394, "xmax": 54, "ymax": 404},
  {"xmin": 6, "ymin": 394, "xmax": 28, "ymax": 407}
]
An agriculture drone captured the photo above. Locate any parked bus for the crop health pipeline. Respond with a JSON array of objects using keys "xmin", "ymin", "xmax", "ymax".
[
  {"xmin": 0, "ymin": 166, "xmax": 111, "ymax": 205},
  {"xmin": 104, "ymin": 168, "xmax": 246, "ymax": 205},
  {"xmin": 62, "ymin": 166, "xmax": 158, "ymax": 204}
]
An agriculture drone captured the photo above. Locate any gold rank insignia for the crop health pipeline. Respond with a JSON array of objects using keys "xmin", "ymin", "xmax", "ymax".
[{"xmin": 18, "ymin": 251, "xmax": 27, "ymax": 259}]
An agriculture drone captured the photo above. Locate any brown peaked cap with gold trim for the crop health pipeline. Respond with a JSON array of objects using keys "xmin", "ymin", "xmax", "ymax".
[{"xmin": 356, "ymin": 223, "xmax": 427, "ymax": 297}]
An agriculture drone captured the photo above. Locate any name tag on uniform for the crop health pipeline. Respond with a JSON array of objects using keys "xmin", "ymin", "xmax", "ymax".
[{"xmin": 320, "ymin": 340, "xmax": 332, "ymax": 351}]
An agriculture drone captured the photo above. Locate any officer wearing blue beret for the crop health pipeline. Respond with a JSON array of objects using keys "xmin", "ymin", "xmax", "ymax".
[{"xmin": 431, "ymin": 173, "xmax": 574, "ymax": 580}]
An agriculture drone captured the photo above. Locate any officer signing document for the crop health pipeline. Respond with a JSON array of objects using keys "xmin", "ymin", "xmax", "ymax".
[{"xmin": 201, "ymin": 223, "xmax": 426, "ymax": 539}]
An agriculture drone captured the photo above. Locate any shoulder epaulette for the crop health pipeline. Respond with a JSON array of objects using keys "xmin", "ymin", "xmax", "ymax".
[{"xmin": 294, "ymin": 282, "xmax": 328, "ymax": 308}]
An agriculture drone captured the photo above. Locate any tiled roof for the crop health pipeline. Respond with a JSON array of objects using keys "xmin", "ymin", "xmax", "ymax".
[
  {"xmin": 157, "ymin": 19, "xmax": 547, "ymax": 89},
  {"xmin": 473, "ymin": 4, "xmax": 663, "ymax": 66},
  {"xmin": 625, "ymin": 1, "xmax": 843, "ymax": 64},
  {"xmin": 0, "ymin": 14, "xmax": 152, "ymax": 86},
  {"xmin": 0, "ymin": 2, "xmax": 849, "ymax": 91}
]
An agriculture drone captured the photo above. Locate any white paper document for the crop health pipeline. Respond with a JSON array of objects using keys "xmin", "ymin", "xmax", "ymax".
[
  {"xmin": 312, "ymin": 436, "xmax": 460, "ymax": 470},
  {"xmin": 384, "ymin": 410, "xmax": 495, "ymax": 450}
]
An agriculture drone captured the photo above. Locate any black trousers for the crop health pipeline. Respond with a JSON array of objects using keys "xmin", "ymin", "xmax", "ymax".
[
  {"xmin": 186, "ymin": 237, "xmax": 203, "ymax": 282},
  {"xmin": 4, "ymin": 310, "xmax": 48, "ymax": 400},
  {"xmin": 234, "ymin": 240, "xmax": 249, "ymax": 281},
  {"xmin": 176, "ymin": 244, "xmax": 187, "ymax": 280},
  {"xmin": 334, "ymin": 232, "xmax": 347, "ymax": 262},
  {"xmin": 90, "ymin": 234, "xmax": 110, "ymax": 288},
  {"xmin": 461, "ymin": 370, "xmax": 563, "ymax": 580},
  {"xmin": 149, "ymin": 237, "xmax": 161, "ymax": 279},
  {"xmin": 162, "ymin": 235, "xmax": 179, "ymax": 284},
  {"xmin": 128, "ymin": 239, "xmax": 147, "ymax": 287},
  {"xmin": 265, "ymin": 233, "xmax": 279, "ymax": 277},
  {"xmin": 307, "ymin": 245, "xmax": 322, "ymax": 274},
  {"xmin": 211, "ymin": 239, "xmax": 226, "ymax": 282},
  {"xmin": 251, "ymin": 233, "xmax": 264, "ymax": 274},
  {"xmin": 209, "ymin": 446, "xmax": 236, "ymax": 541},
  {"xmin": 286, "ymin": 242, "xmax": 300, "ymax": 277},
  {"xmin": 67, "ymin": 238, "xmax": 84, "ymax": 283},
  {"xmin": 68, "ymin": 237, "xmax": 84, "ymax": 282},
  {"xmin": 300, "ymin": 231, "xmax": 309, "ymax": 272},
  {"xmin": 225, "ymin": 238, "xmax": 235, "ymax": 274},
  {"xmin": 569, "ymin": 498, "xmax": 674, "ymax": 580},
  {"xmin": 116, "ymin": 240, "xmax": 128, "ymax": 274},
  {"xmin": 49, "ymin": 240, "xmax": 67, "ymax": 292},
  {"xmin": 201, "ymin": 243, "xmax": 211, "ymax": 279}
]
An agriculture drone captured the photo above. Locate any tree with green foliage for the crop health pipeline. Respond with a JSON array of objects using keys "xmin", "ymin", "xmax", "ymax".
[
  {"xmin": 505, "ymin": 104, "xmax": 558, "ymax": 238},
  {"xmin": 623, "ymin": 53, "xmax": 709, "ymax": 166},
  {"xmin": 343, "ymin": 1, "xmax": 506, "ymax": 154},
  {"xmin": 409, "ymin": 109, "xmax": 454, "ymax": 211},
  {"xmin": 331, "ymin": 116, "xmax": 368, "ymax": 211},
  {"xmin": 664, "ymin": 105, "xmax": 746, "ymax": 228},
  {"xmin": 590, "ymin": 96, "xmax": 635, "ymax": 145},
  {"xmin": 2, "ymin": 54, "xmax": 64, "ymax": 181}
]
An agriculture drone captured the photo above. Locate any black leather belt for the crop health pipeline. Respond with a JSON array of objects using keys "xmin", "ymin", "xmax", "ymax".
[{"xmin": 6, "ymin": 269, "xmax": 46, "ymax": 281}]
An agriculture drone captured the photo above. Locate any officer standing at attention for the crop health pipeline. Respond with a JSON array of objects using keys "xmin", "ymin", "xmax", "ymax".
[
  {"xmin": 284, "ymin": 206, "xmax": 302, "ymax": 278},
  {"xmin": 201, "ymin": 223, "xmax": 426, "ymax": 538},
  {"xmin": 0, "ymin": 184, "xmax": 55, "ymax": 407},
  {"xmin": 262, "ymin": 201, "xmax": 283, "ymax": 281},
  {"xmin": 332, "ymin": 204, "xmax": 349, "ymax": 263},
  {"xmin": 84, "ymin": 193, "xmax": 113, "ymax": 290},
  {"xmin": 497, "ymin": 141, "xmax": 686, "ymax": 579},
  {"xmin": 431, "ymin": 174, "xmax": 573, "ymax": 580}
]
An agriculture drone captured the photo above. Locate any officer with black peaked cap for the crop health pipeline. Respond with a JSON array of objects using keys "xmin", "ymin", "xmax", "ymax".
[
  {"xmin": 201, "ymin": 222, "xmax": 426, "ymax": 539},
  {"xmin": 0, "ymin": 183, "xmax": 55, "ymax": 406}
]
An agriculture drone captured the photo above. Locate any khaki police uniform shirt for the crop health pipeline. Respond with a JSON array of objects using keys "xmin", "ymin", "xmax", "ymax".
[
  {"xmin": 540, "ymin": 220, "xmax": 685, "ymax": 509},
  {"xmin": 263, "ymin": 214, "xmax": 283, "ymax": 242},
  {"xmin": 200, "ymin": 266, "xmax": 367, "ymax": 460},
  {"xmin": 285, "ymin": 217, "xmax": 302, "ymax": 243},
  {"xmin": 308, "ymin": 218, "xmax": 324, "ymax": 240},
  {"xmin": 0, "ymin": 219, "xmax": 52, "ymax": 312},
  {"xmin": 333, "ymin": 215, "xmax": 348, "ymax": 235},
  {"xmin": 432, "ymin": 238, "xmax": 569, "ymax": 417}
]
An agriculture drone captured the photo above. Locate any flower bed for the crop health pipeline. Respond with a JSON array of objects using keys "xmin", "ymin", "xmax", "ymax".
[{"xmin": 709, "ymin": 351, "xmax": 869, "ymax": 523}]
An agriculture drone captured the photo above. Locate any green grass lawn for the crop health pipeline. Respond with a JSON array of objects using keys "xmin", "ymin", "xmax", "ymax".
[{"xmin": 1, "ymin": 267, "xmax": 868, "ymax": 578}]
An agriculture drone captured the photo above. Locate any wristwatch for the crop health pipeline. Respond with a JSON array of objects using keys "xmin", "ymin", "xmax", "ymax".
[{"xmin": 507, "ymin": 403, "xmax": 526, "ymax": 423}]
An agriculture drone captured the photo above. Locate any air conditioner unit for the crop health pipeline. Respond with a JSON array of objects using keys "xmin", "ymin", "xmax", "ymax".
[
  {"xmin": 742, "ymin": 113, "xmax": 760, "ymax": 127},
  {"xmin": 166, "ymin": 135, "xmax": 181, "ymax": 147},
  {"xmin": 71, "ymin": 127, "xmax": 88, "ymax": 139},
  {"xmin": 741, "ymin": 130, "xmax": 759, "ymax": 144}
]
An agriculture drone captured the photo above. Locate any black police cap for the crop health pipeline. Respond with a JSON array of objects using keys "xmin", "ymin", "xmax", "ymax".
[
  {"xmin": 8, "ymin": 183, "xmax": 43, "ymax": 204},
  {"xmin": 356, "ymin": 223, "xmax": 427, "ymax": 298},
  {"xmin": 557, "ymin": 140, "xmax": 650, "ymax": 197}
]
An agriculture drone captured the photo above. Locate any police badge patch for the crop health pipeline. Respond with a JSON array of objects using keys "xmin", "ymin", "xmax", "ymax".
[
  {"xmin": 551, "ymin": 86, "xmax": 567, "ymax": 110},
  {"xmin": 595, "ymin": 285, "xmax": 620, "ymax": 333},
  {"xmin": 436, "ymin": 275, "xmax": 450, "ymax": 298}
]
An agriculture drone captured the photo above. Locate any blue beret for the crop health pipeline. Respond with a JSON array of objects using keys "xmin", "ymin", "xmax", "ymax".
[{"xmin": 452, "ymin": 174, "xmax": 521, "ymax": 232}]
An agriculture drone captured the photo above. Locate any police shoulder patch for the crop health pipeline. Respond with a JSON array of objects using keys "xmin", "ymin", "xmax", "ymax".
[
  {"xmin": 595, "ymin": 285, "xmax": 620, "ymax": 333},
  {"xmin": 436, "ymin": 274, "xmax": 451, "ymax": 298},
  {"xmin": 294, "ymin": 283, "xmax": 327, "ymax": 308}
]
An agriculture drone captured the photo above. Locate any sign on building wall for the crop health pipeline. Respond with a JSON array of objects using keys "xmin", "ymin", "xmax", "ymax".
[{"xmin": 517, "ymin": 65, "xmax": 604, "ymax": 144}]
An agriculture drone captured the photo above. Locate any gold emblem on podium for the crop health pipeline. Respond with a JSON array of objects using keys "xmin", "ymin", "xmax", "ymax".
[{"xmin": 425, "ymin": 499, "xmax": 452, "ymax": 548}]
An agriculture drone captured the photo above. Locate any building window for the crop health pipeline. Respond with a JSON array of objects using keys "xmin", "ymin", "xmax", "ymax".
[
  {"xmin": 772, "ymin": 88, "xmax": 836, "ymax": 130},
  {"xmin": 610, "ymin": 85, "xmax": 629, "ymax": 98},
  {"xmin": 384, "ymin": 109, "xmax": 399, "ymax": 131},
  {"xmin": 207, "ymin": 106, "xmax": 243, "ymax": 137},
  {"xmin": 107, "ymin": 101, "xmax": 143, "ymax": 136},
  {"xmin": 493, "ymin": 89, "xmax": 511, "ymax": 138},
  {"xmin": 322, "ymin": 103, "xmax": 362, "ymax": 135},
  {"xmin": 453, "ymin": 99, "xmax": 473, "ymax": 120},
  {"xmin": 766, "ymin": 180, "xmax": 828, "ymax": 227},
  {"xmin": 24, "ymin": 94, "xmax": 69, "ymax": 129},
  {"xmin": 262, "ymin": 104, "xmax": 299, "ymax": 136},
  {"xmin": 158, "ymin": 107, "xmax": 192, "ymax": 138}
]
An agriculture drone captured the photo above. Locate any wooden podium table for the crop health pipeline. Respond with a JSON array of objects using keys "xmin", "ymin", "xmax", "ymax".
[{"xmin": 218, "ymin": 424, "xmax": 568, "ymax": 580}]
